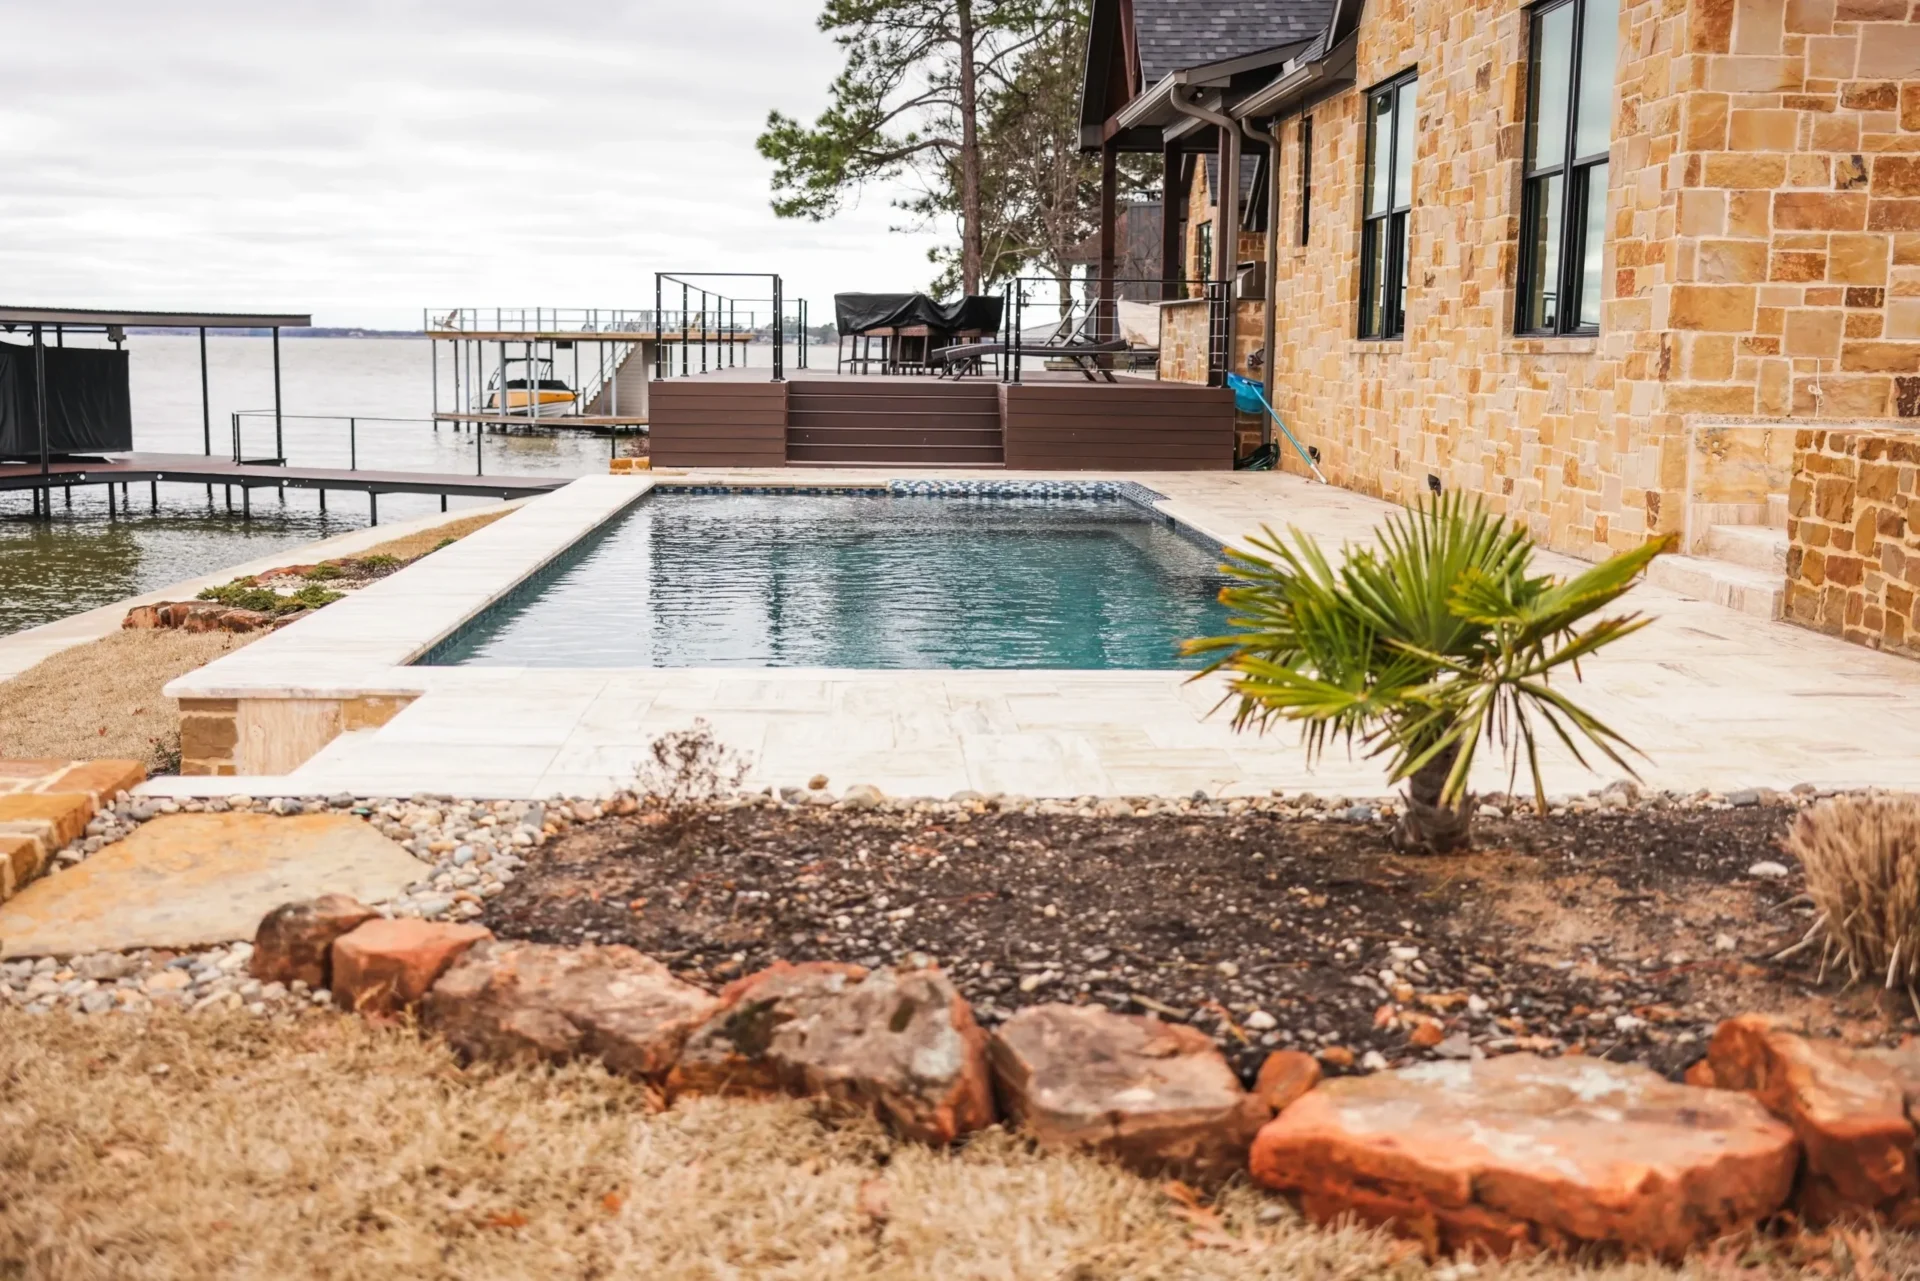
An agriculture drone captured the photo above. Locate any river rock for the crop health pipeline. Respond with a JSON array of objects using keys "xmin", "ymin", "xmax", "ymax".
[
  {"xmin": 989, "ymin": 1002, "xmax": 1267, "ymax": 1181},
  {"xmin": 330, "ymin": 918, "xmax": 491, "ymax": 1015},
  {"xmin": 422, "ymin": 940, "xmax": 717, "ymax": 1080},
  {"xmin": 668, "ymin": 960, "xmax": 869, "ymax": 1096},
  {"xmin": 1702, "ymin": 1015, "xmax": 1920, "ymax": 1225},
  {"xmin": 1254, "ymin": 1049, "xmax": 1322, "ymax": 1114},
  {"xmin": 251, "ymin": 894, "xmax": 378, "ymax": 989},
  {"xmin": 1249, "ymin": 1054, "xmax": 1798, "ymax": 1258}
]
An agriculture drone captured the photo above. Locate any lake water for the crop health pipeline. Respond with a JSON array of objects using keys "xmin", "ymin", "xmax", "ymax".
[
  {"xmin": 0, "ymin": 336, "xmax": 804, "ymax": 637},
  {"xmin": 428, "ymin": 492, "xmax": 1231, "ymax": 670}
]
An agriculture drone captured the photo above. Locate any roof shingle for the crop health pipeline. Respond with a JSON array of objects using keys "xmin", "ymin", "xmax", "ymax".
[{"xmin": 1132, "ymin": 0, "xmax": 1334, "ymax": 85}]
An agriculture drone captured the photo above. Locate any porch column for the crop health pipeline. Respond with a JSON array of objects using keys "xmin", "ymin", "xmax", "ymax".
[
  {"xmin": 1161, "ymin": 141, "xmax": 1182, "ymax": 301},
  {"xmin": 1214, "ymin": 126, "xmax": 1242, "ymax": 387},
  {"xmin": 1097, "ymin": 140, "xmax": 1118, "ymax": 343}
]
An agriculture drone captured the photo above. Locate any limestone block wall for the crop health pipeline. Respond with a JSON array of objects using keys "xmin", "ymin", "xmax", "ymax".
[
  {"xmin": 1687, "ymin": 422, "xmax": 1796, "ymax": 548},
  {"xmin": 1159, "ymin": 300, "xmax": 1211, "ymax": 383},
  {"xmin": 1260, "ymin": 0, "xmax": 1920, "ymax": 561},
  {"xmin": 1784, "ymin": 426, "xmax": 1920, "ymax": 656}
]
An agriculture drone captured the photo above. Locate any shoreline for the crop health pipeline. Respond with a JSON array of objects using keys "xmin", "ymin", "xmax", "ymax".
[{"xmin": 0, "ymin": 500, "xmax": 528, "ymax": 683}]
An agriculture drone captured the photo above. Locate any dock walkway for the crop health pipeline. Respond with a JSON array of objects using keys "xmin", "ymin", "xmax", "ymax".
[{"xmin": 0, "ymin": 453, "xmax": 565, "ymax": 502}]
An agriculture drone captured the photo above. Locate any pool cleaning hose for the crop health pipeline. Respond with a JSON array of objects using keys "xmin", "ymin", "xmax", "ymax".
[{"xmin": 1226, "ymin": 373, "xmax": 1328, "ymax": 484}]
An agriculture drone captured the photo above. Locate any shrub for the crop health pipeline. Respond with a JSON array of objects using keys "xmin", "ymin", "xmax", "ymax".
[
  {"xmin": 196, "ymin": 580, "xmax": 283, "ymax": 613},
  {"xmin": 1187, "ymin": 494, "xmax": 1669, "ymax": 853},
  {"xmin": 194, "ymin": 579, "xmax": 342, "ymax": 615},
  {"xmin": 1786, "ymin": 794, "xmax": 1920, "ymax": 993},
  {"xmin": 283, "ymin": 584, "xmax": 344, "ymax": 612},
  {"xmin": 635, "ymin": 720, "xmax": 749, "ymax": 840},
  {"xmin": 353, "ymin": 554, "xmax": 403, "ymax": 571},
  {"xmin": 303, "ymin": 563, "xmax": 345, "ymax": 581}
]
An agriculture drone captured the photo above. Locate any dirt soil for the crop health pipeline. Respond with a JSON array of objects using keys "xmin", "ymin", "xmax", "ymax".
[{"xmin": 484, "ymin": 799, "xmax": 1885, "ymax": 1084}]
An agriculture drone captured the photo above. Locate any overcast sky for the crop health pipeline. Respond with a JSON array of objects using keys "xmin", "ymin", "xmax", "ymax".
[{"xmin": 0, "ymin": 1, "xmax": 950, "ymax": 328}]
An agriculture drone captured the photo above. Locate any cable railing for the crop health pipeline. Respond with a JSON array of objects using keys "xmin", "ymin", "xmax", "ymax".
[
  {"xmin": 228, "ymin": 410, "xmax": 639, "ymax": 479},
  {"xmin": 991, "ymin": 276, "xmax": 1225, "ymax": 385}
]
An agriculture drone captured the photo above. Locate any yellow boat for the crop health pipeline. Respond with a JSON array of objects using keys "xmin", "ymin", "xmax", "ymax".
[{"xmin": 483, "ymin": 357, "xmax": 578, "ymax": 418}]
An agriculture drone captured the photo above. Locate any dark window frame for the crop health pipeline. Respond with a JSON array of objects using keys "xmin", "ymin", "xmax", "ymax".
[
  {"xmin": 1516, "ymin": 0, "xmax": 1614, "ymax": 336},
  {"xmin": 1358, "ymin": 71, "xmax": 1417, "ymax": 341},
  {"xmin": 1298, "ymin": 115, "xmax": 1313, "ymax": 246}
]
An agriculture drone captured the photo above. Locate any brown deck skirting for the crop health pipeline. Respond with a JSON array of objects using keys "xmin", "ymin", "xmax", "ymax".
[
  {"xmin": 1002, "ymin": 383, "xmax": 1234, "ymax": 471},
  {"xmin": 648, "ymin": 380, "xmax": 786, "ymax": 467},
  {"xmin": 646, "ymin": 377, "xmax": 1234, "ymax": 470}
]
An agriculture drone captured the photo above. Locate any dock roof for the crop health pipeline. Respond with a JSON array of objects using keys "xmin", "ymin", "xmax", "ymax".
[{"xmin": 0, "ymin": 306, "xmax": 312, "ymax": 330}]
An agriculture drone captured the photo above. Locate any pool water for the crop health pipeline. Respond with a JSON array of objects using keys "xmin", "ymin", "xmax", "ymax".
[{"xmin": 430, "ymin": 492, "xmax": 1232, "ymax": 669}]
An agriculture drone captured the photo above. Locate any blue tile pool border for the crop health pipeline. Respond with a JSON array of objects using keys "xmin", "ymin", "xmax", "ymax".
[{"xmin": 412, "ymin": 480, "xmax": 1223, "ymax": 668}]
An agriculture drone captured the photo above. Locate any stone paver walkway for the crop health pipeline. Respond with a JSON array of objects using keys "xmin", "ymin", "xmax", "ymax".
[
  {"xmin": 0, "ymin": 812, "xmax": 429, "ymax": 958},
  {"xmin": 140, "ymin": 470, "xmax": 1920, "ymax": 801}
]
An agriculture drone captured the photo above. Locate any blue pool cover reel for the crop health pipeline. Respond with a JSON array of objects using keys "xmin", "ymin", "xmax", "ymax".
[{"xmin": 1225, "ymin": 372, "xmax": 1328, "ymax": 484}]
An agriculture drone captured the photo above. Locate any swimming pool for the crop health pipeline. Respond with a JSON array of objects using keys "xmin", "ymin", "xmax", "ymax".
[{"xmin": 425, "ymin": 489, "xmax": 1230, "ymax": 669}]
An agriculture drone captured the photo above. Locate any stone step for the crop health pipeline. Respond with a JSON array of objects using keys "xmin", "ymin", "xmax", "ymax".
[
  {"xmin": 1646, "ymin": 554, "xmax": 1784, "ymax": 620},
  {"xmin": 1767, "ymin": 493, "xmax": 1788, "ymax": 529},
  {"xmin": 1705, "ymin": 524, "xmax": 1789, "ymax": 573}
]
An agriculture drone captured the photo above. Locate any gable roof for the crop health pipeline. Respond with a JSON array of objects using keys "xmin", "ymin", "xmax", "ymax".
[{"xmin": 1132, "ymin": 0, "xmax": 1337, "ymax": 85}]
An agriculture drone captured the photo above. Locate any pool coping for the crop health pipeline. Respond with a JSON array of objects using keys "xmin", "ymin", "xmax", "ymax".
[
  {"xmin": 162, "ymin": 473, "xmax": 1236, "ymax": 703},
  {"xmin": 157, "ymin": 471, "xmax": 1250, "ymax": 776}
]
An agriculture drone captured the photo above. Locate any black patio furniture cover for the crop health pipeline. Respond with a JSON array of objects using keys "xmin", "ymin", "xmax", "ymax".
[
  {"xmin": 0, "ymin": 341, "xmax": 134, "ymax": 457},
  {"xmin": 833, "ymin": 293, "xmax": 1004, "ymax": 336}
]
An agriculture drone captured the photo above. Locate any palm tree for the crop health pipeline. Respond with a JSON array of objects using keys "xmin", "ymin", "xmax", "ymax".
[{"xmin": 1186, "ymin": 494, "xmax": 1672, "ymax": 853}]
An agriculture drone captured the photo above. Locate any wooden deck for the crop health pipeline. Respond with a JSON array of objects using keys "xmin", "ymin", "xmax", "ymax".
[{"xmin": 647, "ymin": 372, "xmax": 1235, "ymax": 469}]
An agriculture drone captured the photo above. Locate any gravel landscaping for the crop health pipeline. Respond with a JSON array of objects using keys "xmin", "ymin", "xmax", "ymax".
[{"xmin": 10, "ymin": 781, "xmax": 1893, "ymax": 1093}]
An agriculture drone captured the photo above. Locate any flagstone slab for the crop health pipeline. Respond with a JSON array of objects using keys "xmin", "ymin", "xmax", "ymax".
[{"xmin": 0, "ymin": 812, "xmax": 429, "ymax": 959}]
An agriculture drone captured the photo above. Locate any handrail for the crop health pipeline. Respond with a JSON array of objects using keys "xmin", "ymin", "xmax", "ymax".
[{"xmin": 229, "ymin": 409, "xmax": 641, "ymax": 477}]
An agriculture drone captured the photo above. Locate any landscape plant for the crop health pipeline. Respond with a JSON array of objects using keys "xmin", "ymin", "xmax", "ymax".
[
  {"xmin": 1186, "ymin": 494, "xmax": 1671, "ymax": 853},
  {"xmin": 1783, "ymin": 794, "xmax": 1920, "ymax": 1001},
  {"xmin": 634, "ymin": 719, "xmax": 749, "ymax": 842}
]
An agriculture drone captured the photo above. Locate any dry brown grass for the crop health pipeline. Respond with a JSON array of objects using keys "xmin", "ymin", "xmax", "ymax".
[
  {"xmin": 353, "ymin": 505, "xmax": 515, "ymax": 564},
  {"xmin": 0, "ymin": 629, "xmax": 262, "ymax": 770},
  {"xmin": 1787, "ymin": 794, "xmax": 1920, "ymax": 991},
  {"xmin": 1, "ymin": 1009, "xmax": 1903, "ymax": 1281}
]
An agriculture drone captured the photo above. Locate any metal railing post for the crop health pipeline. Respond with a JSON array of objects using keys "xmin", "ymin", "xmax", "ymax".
[
  {"xmin": 772, "ymin": 275, "xmax": 784, "ymax": 382},
  {"xmin": 349, "ymin": 417, "xmax": 357, "ymax": 470}
]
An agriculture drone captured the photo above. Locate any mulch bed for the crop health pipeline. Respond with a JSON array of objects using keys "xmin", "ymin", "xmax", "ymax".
[{"xmin": 481, "ymin": 798, "xmax": 1886, "ymax": 1084}]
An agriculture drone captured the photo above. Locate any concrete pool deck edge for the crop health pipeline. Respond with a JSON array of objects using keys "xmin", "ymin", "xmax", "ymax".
[{"xmin": 150, "ymin": 469, "xmax": 1920, "ymax": 799}]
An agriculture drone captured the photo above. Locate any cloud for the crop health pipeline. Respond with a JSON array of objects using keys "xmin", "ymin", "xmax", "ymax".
[{"xmin": 0, "ymin": 1, "xmax": 955, "ymax": 327}]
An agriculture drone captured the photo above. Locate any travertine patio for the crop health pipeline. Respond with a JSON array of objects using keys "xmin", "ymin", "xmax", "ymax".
[{"xmin": 140, "ymin": 469, "xmax": 1920, "ymax": 801}]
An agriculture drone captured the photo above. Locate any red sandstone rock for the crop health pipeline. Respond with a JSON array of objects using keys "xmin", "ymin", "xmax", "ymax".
[
  {"xmin": 122, "ymin": 604, "xmax": 163, "ymax": 629},
  {"xmin": 250, "ymin": 894, "xmax": 378, "ymax": 989},
  {"xmin": 422, "ymin": 940, "xmax": 718, "ymax": 1080},
  {"xmin": 668, "ymin": 961, "xmax": 992, "ymax": 1144},
  {"xmin": 1254, "ymin": 1049, "xmax": 1322, "ymax": 1114},
  {"xmin": 217, "ymin": 608, "xmax": 273, "ymax": 633},
  {"xmin": 1704, "ymin": 1015, "xmax": 1920, "ymax": 1225},
  {"xmin": 1249, "ymin": 1054, "xmax": 1799, "ymax": 1259},
  {"xmin": 668, "ymin": 960, "xmax": 869, "ymax": 1096},
  {"xmin": 989, "ymin": 1003, "xmax": 1267, "ymax": 1181},
  {"xmin": 330, "ymin": 918, "xmax": 491, "ymax": 1014}
]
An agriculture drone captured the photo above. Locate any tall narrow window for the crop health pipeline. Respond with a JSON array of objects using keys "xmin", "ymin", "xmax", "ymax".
[
  {"xmin": 1298, "ymin": 115, "xmax": 1313, "ymax": 246},
  {"xmin": 1359, "ymin": 72, "xmax": 1417, "ymax": 340},
  {"xmin": 1195, "ymin": 221, "xmax": 1213, "ymax": 287},
  {"xmin": 1518, "ymin": 0, "xmax": 1617, "ymax": 334}
]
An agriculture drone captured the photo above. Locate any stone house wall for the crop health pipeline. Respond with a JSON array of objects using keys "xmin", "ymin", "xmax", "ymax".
[
  {"xmin": 1784, "ymin": 426, "xmax": 1919, "ymax": 655},
  {"xmin": 1257, "ymin": 0, "xmax": 1920, "ymax": 562}
]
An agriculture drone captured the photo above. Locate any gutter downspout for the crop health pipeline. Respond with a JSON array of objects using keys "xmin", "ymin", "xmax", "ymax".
[
  {"xmin": 1169, "ymin": 88, "xmax": 1240, "ymax": 389},
  {"xmin": 1243, "ymin": 115, "xmax": 1283, "ymax": 450}
]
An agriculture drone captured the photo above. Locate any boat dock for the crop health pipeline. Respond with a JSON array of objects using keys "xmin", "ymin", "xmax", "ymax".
[{"xmin": 0, "ymin": 452, "xmax": 565, "ymax": 523}]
